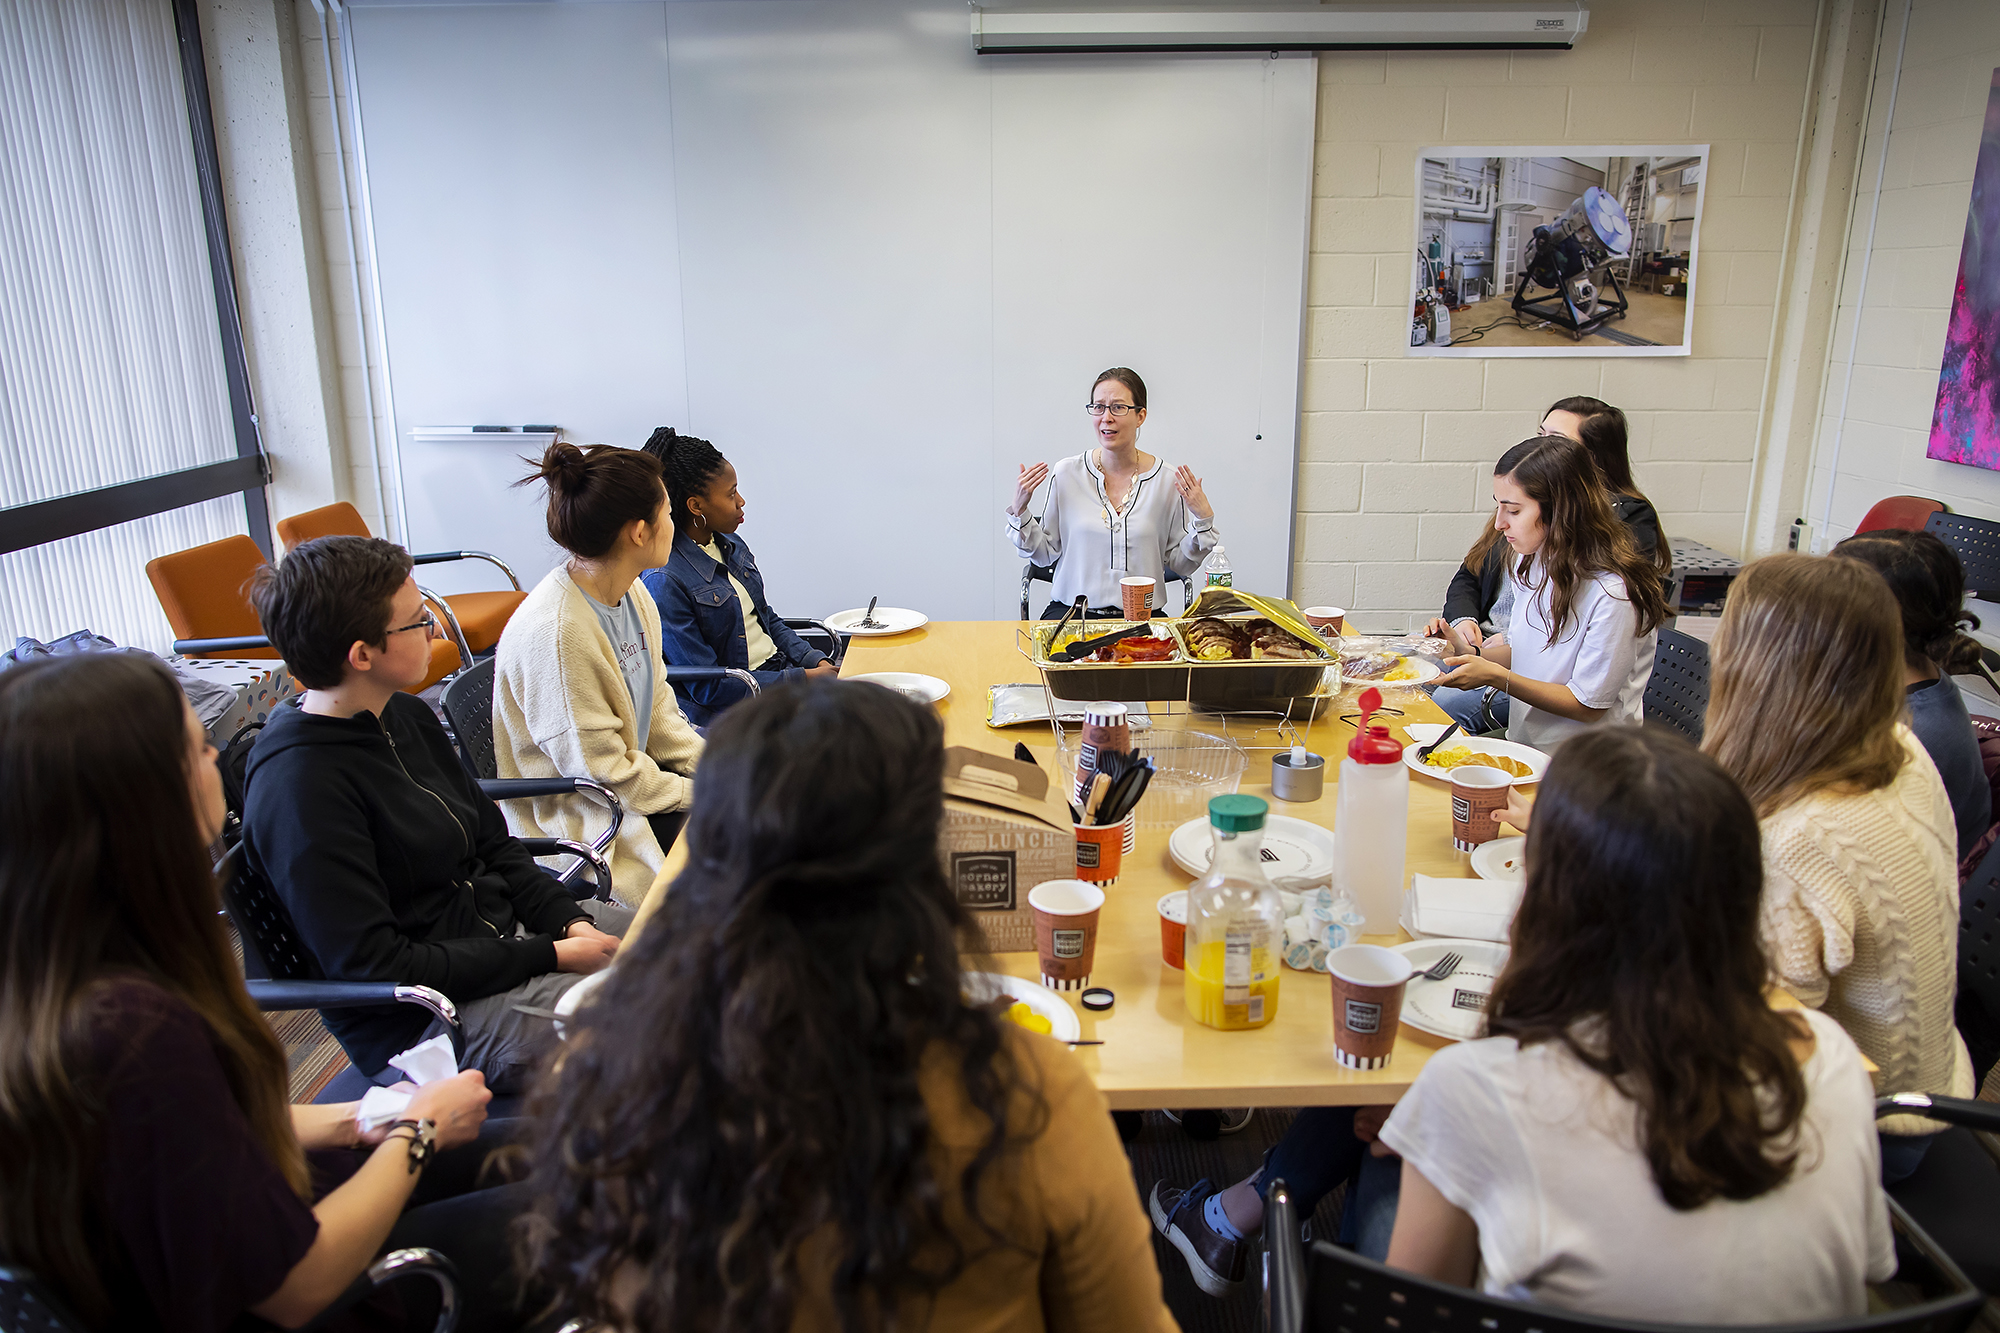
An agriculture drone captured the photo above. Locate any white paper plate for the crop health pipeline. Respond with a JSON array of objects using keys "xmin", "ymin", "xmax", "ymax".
[
  {"xmin": 1401, "ymin": 724, "xmax": 1548, "ymax": 785},
  {"xmin": 964, "ymin": 971, "xmax": 1082, "ymax": 1042},
  {"xmin": 1471, "ymin": 835, "xmax": 1526, "ymax": 884},
  {"xmin": 848, "ymin": 671, "xmax": 950, "ymax": 704},
  {"xmin": 1167, "ymin": 814, "xmax": 1335, "ymax": 883},
  {"xmin": 827, "ymin": 606, "xmax": 928, "ymax": 637},
  {"xmin": 1389, "ymin": 938, "xmax": 1509, "ymax": 1041}
]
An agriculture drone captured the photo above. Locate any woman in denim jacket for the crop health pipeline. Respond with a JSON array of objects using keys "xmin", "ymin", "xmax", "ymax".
[{"xmin": 638, "ymin": 429, "xmax": 838, "ymax": 725}]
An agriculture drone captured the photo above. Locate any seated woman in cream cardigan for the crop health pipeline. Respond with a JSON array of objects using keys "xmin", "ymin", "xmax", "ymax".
[
  {"xmin": 1702, "ymin": 553, "xmax": 1971, "ymax": 1186},
  {"xmin": 496, "ymin": 442, "xmax": 702, "ymax": 904}
]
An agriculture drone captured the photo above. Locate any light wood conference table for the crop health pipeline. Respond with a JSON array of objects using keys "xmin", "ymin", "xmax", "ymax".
[{"xmin": 633, "ymin": 619, "xmax": 1486, "ymax": 1110}]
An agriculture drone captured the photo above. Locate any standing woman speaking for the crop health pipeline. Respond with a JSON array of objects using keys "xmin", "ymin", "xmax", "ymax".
[{"xmin": 1008, "ymin": 368, "xmax": 1220, "ymax": 618}]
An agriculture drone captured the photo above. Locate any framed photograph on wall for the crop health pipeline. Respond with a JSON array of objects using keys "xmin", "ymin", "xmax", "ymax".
[{"xmin": 1406, "ymin": 145, "xmax": 1709, "ymax": 358}]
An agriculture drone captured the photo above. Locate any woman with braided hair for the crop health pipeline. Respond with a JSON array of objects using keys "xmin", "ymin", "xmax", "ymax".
[{"xmin": 639, "ymin": 427, "xmax": 837, "ymax": 726}]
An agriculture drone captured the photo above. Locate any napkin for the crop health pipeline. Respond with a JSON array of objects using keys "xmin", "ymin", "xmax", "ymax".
[
  {"xmin": 1403, "ymin": 874, "xmax": 1521, "ymax": 944},
  {"xmin": 355, "ymin": 1034, "xmax": 459, "ymax": 1134}
]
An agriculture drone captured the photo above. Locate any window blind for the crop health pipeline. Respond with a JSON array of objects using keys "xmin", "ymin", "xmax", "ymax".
[{"xmin": 0, "ymin": 0, "xmax": 256, "ymax": 651}]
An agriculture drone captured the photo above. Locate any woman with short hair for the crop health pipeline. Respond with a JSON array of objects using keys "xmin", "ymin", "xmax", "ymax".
[
  {"xmin": 0, "ymin": 653, "xmax": 505, "ymax": 1331},
  {"xmin": 520, "ymin": 679, "xmax": 1176, "ymax": 1332},
  {"xmin": 496, "ymin": 441, "xmax": 704, "ymax": 903},
  {"xmin": 1007, "ymin": 367, "xmax": 1220, "ymax": 618},
  {"xmin": 1703, "ymin": 553, "xmax": 1971, "ymax": 1182}
]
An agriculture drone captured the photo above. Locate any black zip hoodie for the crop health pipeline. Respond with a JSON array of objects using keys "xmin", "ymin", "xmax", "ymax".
[{"xmin": 242, "ymin": 692, "xmax": 587, "ymax": 1074}]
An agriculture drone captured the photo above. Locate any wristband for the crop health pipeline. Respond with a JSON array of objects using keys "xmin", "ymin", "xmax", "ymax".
[{"xmin": 385, "ymin": 1117, "xmax": 437, "ymax": 1174}]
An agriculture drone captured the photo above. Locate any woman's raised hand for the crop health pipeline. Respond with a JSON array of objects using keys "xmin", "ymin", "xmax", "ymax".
[
  {"xmin": 1173, "ymin": 465, "xmax": 1214, "ymax": 522},
  {"xmin": 1011, "ymin": 462, "xmax": 1050, "ymax": 517}
]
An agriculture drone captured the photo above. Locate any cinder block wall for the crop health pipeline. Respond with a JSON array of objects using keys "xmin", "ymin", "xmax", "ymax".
[
  {"xmin": 1806, "ymin": 0, "xmax": 2000, "ymax": 543},
  {"xmin": 1293, "ymin": 0, "xmax": 1818, "ymax": 632}
]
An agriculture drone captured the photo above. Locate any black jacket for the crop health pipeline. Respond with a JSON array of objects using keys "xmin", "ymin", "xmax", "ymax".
[
  {"xmin": 1440, "ymin": 494, "xmax": 1664, "ymax": 628},
  {"xmin": 242, "ymin": 693, "xmax": 587, "ymax": 1074}
]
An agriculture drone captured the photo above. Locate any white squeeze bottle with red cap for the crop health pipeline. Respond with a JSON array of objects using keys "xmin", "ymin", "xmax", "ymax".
[{"xmin": 1332, "ymin": 686, "xmax": 1409, "ymax": 934}]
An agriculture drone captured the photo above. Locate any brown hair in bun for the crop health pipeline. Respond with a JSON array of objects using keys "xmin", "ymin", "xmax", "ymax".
[{"xmin": 517, "ymin": 441, "xmax": 665, "ymax": 559}]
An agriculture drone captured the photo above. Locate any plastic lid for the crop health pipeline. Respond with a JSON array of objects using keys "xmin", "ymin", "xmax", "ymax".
[
  {"xmin": 1207, "ymin": 793, "xmax": 1268, "ymax": 831},
  {"xmin": 1347, "ymin": 686, "xmax": 1403, "ymax": 765}
]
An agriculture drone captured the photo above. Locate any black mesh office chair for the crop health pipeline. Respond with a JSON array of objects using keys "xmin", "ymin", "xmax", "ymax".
[
  {"xmin": 1262, "ymin": 1090, "xmax": 2000, "ymax": 1333},
  {"xmin": 439, "ymin": 657, "xmax": 623, "ymax": 898},
  {"xmin": 1019, "ymin": 563, "xmax": 1194, "ymax": 620},
  {"xmin": 2, "ymin": 1249, "xmax": 462, "ymax": 1333},
  {"xmin": 1923, "ymin": 512, "xmax": 2000, "ymax": 698},
  {"xmin": 1642, "ymin": 627, "xmax": 1710, "ymax": 744}
]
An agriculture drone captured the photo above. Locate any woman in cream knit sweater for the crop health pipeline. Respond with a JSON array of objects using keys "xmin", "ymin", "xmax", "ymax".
[
  {"xmin": 1704, "ymin": 553, "xmax": 1971, "ymax": 1182},
  {"xmin": 496, "ymin": 443, "xmax": 703, "ymax": 904}
]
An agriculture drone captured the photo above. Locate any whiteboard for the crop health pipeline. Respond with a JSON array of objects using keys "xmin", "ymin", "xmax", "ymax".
[{"xmin": 350, "ymin": 1, "xmax": 1314, "ymax": 618}]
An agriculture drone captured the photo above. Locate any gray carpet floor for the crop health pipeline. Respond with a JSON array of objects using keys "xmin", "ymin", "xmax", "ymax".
[{"xmin": 1120, "ymin": 1109, "xmax": 1349, "ymax": 1333}]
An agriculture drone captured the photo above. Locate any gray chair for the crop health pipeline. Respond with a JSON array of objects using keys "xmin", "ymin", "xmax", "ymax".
[
  {"xmin": 438, "ymin": 656, "xmax": 622, "ymax": 898},
  {"xmin": 1262, "ymin": 1091, "xmax": 2000, "ymax": 1333},
  {"xmin": 1642, "ymin": 627, "xmax": 1709, "ymax": 744}
]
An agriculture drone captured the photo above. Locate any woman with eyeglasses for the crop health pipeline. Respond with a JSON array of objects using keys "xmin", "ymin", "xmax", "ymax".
[{"xmin": 1007, "ymin": 367, "xmax": 1220, "ymax": 619}]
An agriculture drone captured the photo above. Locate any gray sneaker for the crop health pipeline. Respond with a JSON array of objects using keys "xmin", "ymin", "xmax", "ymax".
[{"xmin": 1149, "ymin": 1178, "xmax": 1246, "ymax": 1298}]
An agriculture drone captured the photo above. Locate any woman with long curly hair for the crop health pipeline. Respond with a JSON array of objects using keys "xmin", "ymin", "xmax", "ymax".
[
  {"xmin": 0, "ymin": 653, "xmax": 500, "ymax": 1330},
  {"xmin": 1382, "ymin": 726, "xmax": 1892, "ymax": 1318},
  {"xmin": 1429, "ymin": 434, "xmax": 1669, "ymax": 752},
  {"xmin": 1702, "ymin": 553, "xmax": 1970, "ymax": 1183},
  {"xmin": 519, "ymin": 678, "xmax": 1174, "ymax": 1332}
]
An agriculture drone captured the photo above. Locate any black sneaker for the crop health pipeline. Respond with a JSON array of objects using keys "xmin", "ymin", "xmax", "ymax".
[{"xmin": 1149, "ymin": 1178, "xmax": 1246, "ymax": 1298}]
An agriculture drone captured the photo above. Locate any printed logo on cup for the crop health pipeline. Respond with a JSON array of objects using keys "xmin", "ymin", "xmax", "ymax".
[
  {"xmin": 951, "ymin": 852, "xmax": 1016, "ymax": 911},
  {"xmin": 1075, "ymin": 841, "xmax": 1101, "ymax": 869},
  {"xmin": 1343, "ymin": 998, "xmax": 1383, "ymax": 1034},
  {"xmin": 1053, "ymin": 928, "xmax": 1087, "ymax": 960},
  {"xmin": 1452, "ymin": 794, "xmax": 1471, "ymax": 824}
]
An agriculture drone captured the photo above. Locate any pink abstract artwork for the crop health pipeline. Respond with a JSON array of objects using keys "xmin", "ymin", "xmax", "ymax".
[{"xmin": 1929, "ymin": 69, "xmax": 2000, "ymax": 470}]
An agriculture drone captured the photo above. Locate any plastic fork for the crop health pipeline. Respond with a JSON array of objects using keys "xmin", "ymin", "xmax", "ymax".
[{"xmin": 1417, "ymin": 951, "xmax": 1462, "ymax": 982}]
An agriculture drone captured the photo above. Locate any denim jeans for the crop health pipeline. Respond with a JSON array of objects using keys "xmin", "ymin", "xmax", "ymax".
[
  {"xmin": 1430, "ymin": 685, "xmax": 1509, "ymax": 733},
  {"xmin": 1253, "ymin": 1106, "xmax": 1404, "ymax": 1260},
  {"xmin": 1880, "ymin": 1130, "xmax": 1939, "ymax": 1185}
]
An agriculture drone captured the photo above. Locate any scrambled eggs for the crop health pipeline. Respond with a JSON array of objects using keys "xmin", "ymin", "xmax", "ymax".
[
  {"xmin": 1004, "ymin": 1001, "xmax": 1053, "ymax": 1035},
  {"xmin": 1420, "ymin": 746, "xmax": 1534, "ymax": 778}
]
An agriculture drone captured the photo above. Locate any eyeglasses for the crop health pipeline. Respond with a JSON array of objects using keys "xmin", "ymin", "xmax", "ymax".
[
  {"xmin": 387, "ymin": 610, "xmax": 438, "ymax": 638},
  {"xmin": 1085, "ymin": 403, "xmax": 1140, "ymax": 418}
]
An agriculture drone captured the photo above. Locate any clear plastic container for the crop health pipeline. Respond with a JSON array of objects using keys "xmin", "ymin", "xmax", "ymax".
[
  {"xmin": 1185, "ymin": 794, "xmax": 1282, "ymax": 1030},
  {"xmin": 1332, "ymin": 686, "xmax": 1409, "ymax": 934}
]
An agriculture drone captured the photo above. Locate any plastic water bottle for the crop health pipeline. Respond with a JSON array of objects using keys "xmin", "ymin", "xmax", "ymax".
[
  {"xmin": 1332, "ymin": 686, "xmax": 1409, "ymax": 935},
  {"xmin": 1184, "ymin": 795, "xmax": 1282, "ymax": 1030},
  {"xmin": 1204, "ymin": 544, "xmax": 1233, "ymax": 588}
]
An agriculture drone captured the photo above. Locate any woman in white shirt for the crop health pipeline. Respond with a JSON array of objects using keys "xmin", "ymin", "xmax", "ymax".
[
  {"xmin": 1006, "ymin": 368, "xmax": 1219, "ymax": 618},
  {"xmin": 1431, "ymin": 434, "xmax": 1667, "ymax": 753},
  {"xmin": 1382, "ymin": 725, "xmax": 1894, "ymax": 1322}
]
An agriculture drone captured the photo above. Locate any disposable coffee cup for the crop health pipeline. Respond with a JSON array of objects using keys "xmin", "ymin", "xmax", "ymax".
[
  {"xmin": 1029, "ymin": 879, "xmax": 1105, "ymax": 991},
  {"xmin": 1328, "ymin": 944, "xmax": 1415, "ymax": 1069},
  {"xmin": 1303, "ymin": 606, "xmax": 1347, "ymax": 635},
  {"xmin": 1450, "ymin": 765, "xmax": 1513, "ymax": 851},
  {"xmin": 1157, "ymin": 890, "xmax": 1187, "ymax": 969},
  {"xmin": 1120, "ymin": 576, "xmax": 1156, "ymax": 621},
  {"xmin": 1073, "ymin": 822, "xmax": 1123, "ymax": 884}
]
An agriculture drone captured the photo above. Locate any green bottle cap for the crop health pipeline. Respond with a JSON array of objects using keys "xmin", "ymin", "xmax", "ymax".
[{"xmin": 1207, "ymin": 793, "xmax": 1268, "ymax": 831}]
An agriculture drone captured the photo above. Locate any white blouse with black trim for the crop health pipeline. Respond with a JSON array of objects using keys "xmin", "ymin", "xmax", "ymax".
[{"xmin": 1006, "ymin": 452, "xmax": 1219, "ymax": 613}]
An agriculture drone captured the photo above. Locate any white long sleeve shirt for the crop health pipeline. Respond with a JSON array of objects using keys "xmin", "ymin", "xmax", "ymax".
[{"xmin": 1007, "ymin": 452, "xmax": 1219, "ymax": 612}]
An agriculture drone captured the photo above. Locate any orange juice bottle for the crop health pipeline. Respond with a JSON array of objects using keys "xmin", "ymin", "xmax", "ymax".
[{"xmin": 1184, "ymin": 795, "xmax": 1282, "ymax": 1030}]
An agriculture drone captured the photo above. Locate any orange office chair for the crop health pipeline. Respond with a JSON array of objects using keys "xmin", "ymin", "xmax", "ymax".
[
  {"xmin": 275, "ymin": 502, "xmax": 525, "ymax": 656},
  {"xmin": 145, "ymin": 533, "xmax": 463, "ymax": 693},
  {"xmin": 1856, "ymin": 495, "xmax": 1946, "ymax": 534}
]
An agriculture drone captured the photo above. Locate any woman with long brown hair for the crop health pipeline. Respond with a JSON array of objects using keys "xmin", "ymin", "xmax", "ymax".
[
  {"xmin": 1429, "ymin": 434, "xmax": 1669, "ymax": 752},
  {"xmin": 520, "ymin": 678, "xmax": 1175, "ymax": 1331},
  {"xmin": 0, "ymin": 653, "xmax": 502, "ymax": 1330},
  {"xmin": 1379, "ymin": 726, "xmax": 1892, "ymax": 1319},
  {"xmin": 1703, "ymin": 553, "xmax": 1971, "ymax": 1182},
  {"xmin": 1426, "ymin": 396, "xmax": 1669, "ymax": 733}
]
